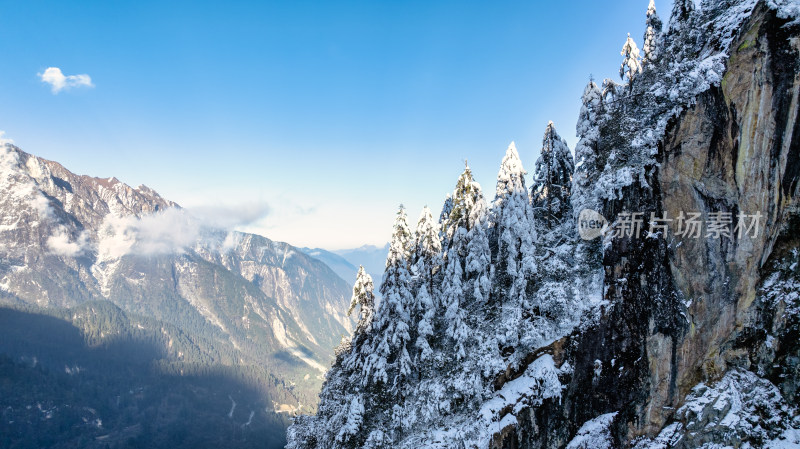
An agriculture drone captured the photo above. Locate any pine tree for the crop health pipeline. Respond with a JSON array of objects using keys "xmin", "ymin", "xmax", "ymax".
[
  {"xmin": 526, "ymin": 123, "xmax": 580, "ymax": 356},
  {"xmin": 410, "ymin": 206, "xmax": 442, "ymax": 363},
  {"xmin": 464, "ymin": 194, "xmax": 491, "ymax": 307},
  {"xmin": 320, "ymin": 206, "xmax": 414, "ymax": 443},
  {"xmin": 462, "ymin": 175, "xmax": 502, "ymax": 379},
  {"xmin": 413, "ymin": 206, "xmax": 443, "ymax": 291},
  {"xmin": 532, "ymin": 122, "xmax": 575, "ymax": 228},
  {"xmin": 670, "ymin": 0, "xmax": 693, "ymax": 27},
  {"xmin": 442, "ymin": 166, "xmax": 484, "ymax": 359},
  {"xmin": 348, "ymin": 266, "xmax": 376, "ymax": 336},
  {"xmin": 367, "ymin": 205, "xmax": 414, "ymax": 388},
  {"xmin": 438, "ymin": 194, "xmax": 454, "ymax": 249},
  {"xmin": 437, "ymin": 164, "xmax": 499, "ymax": 416},
  {"xmin": 491, "ymin": 142, "xmax": 535, "ymax": 349},
  {"xmin": 570, "ymin": 81, "xmax": 607, "ymax": 303},
  {"xmin": 572, "ymin": 79, "xmax": 603, "ymax": 219},
  {"xmin": 335, "ymin": 395, "xmax": 365, "ymax": 444},
  {"xmin": 601, "ymin": 78, "xmax": 620, "ymax": 103},
  {"xmin": 620, "ymin": 33, "xmax": 643, "ymax": 86},
  {"xmin": 642, "ymin": 0, "xmax": 663, "ymax": 66}
]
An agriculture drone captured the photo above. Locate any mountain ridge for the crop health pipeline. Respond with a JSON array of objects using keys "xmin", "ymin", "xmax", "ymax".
[
  {"xmin": 0, "ymin": 142, "xmax": 356, "ymax": 447},
  {"xmin": 0, "ymin": 143, "xmax": 353, "ymax": 366}
]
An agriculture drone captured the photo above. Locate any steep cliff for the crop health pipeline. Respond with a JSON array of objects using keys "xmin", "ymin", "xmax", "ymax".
[{"xmin": 500, "ymin": 1, "xmax": 800, "ymax": 447}]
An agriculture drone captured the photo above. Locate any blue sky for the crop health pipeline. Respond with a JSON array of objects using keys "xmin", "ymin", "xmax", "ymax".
[{"xmin": 0, "ymin": 0, "xmax": 672, "ymax": 249}]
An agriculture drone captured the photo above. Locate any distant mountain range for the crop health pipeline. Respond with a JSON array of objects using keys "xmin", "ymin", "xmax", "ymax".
[
  {"xmin": 299, "ymin": 248, "xmax": 359, "ymax": 286},
  {"xmin": 331, "ymin": 244, "xmax": 389, "ymax": 285},
  {"xmin": 0, "ymin": 144, "xmax": 354, "ymax": 448},
  {"xmin": 300, "ymin": 244, "xmax": 389, "ymax": 289}
]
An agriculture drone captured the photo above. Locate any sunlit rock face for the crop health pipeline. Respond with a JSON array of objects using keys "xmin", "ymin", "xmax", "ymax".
[
  {"xmin": 506, "ymin": 4, "xmax": 800, "ymax": 448},
  {"xmin": 655, "ymin": 3, "xmax": 800, "ymax": 433}
]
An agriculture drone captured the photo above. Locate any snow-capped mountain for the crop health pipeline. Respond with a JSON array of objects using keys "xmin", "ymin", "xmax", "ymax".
[
  {"xmin": 287, "ymin": 1, "xmax": 800, "ymax": 448},
  {"xmin": 0, "ymin": 143, "xmax": 354, "ymax": 406}
]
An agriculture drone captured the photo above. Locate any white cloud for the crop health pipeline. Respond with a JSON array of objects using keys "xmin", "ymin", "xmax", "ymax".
[
  {"xmin": 98, "ymin": 208, "xmax": 202, "ymax": 259},
  {"xmin": 186, "ymin": 202, "xmax": 271, "ymax": 229},
  {"xmin": 95, "ymin": 202, "xmax": 270, "ymax": 259},
  {"xmin": 221, "ymin": 231, "xmax": 242, "ymax": 252},
  {"xmin": 47, "ymin": 227, "xmax": 89, "ymax": 257},
  {"xmin": 39, "ymin": 67, "xmax": 94, "ymax": 94}
]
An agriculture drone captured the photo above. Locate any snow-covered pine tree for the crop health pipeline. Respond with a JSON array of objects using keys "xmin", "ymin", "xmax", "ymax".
[
  {"xmin": 569, "ymin": 79, "xmax": 606, "ymax": 302},
  {"xmin": 287, "ymin": 366, "xmax": 361, "ymax": 449},
  {"xmin": 365, "ymin": 205, "xmax": 414, "ymax": 383},
  {"xmin": 290, "ymin": 208, "xmax": 412, "ymax": 449},
  {"xmin": 360, "ymin": 205, "xmax": 416, "ymax": 437},
  {"xmin": 532, "ymin": 122, "xmax": 575, "ymax": 228},
  {"xmin": 287, "ymin": 207, "xmax": 428, "ymax": 448},
  {"xmin": 571, "ymin": 79, "xmax": 603, "ymax": 219},
  {"xmin": 348, "ymin": 265, "xmax": 376, "ymax": 336},
  {"xmin": 434, "ymin": 164, "xmax": 498, "ymax": 421},
  {"xmin": 432, "ymin": 164, "xmax": 492, "ymax": 360},
  {"xmin": 642, "ymin": 0, "xmax": 663, "ymax": 66},
  {"xmin": 490, "ymin": 142, "xmax": 536, "ymax": 350},
  {"xmin": 663, "ymin": 0, "xmax": 700, "ymax": 70},
  {"xmin": 442, "ymin": 166, "xmax": 480, "ymax": 359},
  {"xmin": 528, "ymin": 124, "xmax": 580, "ymax": 351},
  {"xmin": 288, "ymin": 267, "xmax": 378, "ymax": 448},
  {"xmin": 410, "ymin": 206, "xmax": 442, "ymax": 363},
  {"xmin": 333, "ymin": 267, "xmax": 373, "ymax": 360},
  {"xmin": 601, "ymin": 78, "xmax": 620, "ymax": 103},
  {"xmin": 438, "ymin": 193, "xmax": 454, "ymax": 249},
  {"xmin": 464, "ymin": 187, "xmax": 491, "ymax": 309},
  {"xmin": 461, "ymin": 169, "xmax": 503, "ymax": 382},
  {"xmin": 335, "ymin": 396, "xmax": 365, "ymax": 444},
  {"xmin": 670, "ymin": 0, "xmax": 694, "ymax": 27},
  {"xmin": 413, "ymin": 206, "xmax": 443, "ymax": 289},
  {"xmin": 339, "ymin": 266, "xmax": 377, "ymax": 386},
  {"xmin": 620, "ymin": 33, "xmax": 643, "ymax": 86}
]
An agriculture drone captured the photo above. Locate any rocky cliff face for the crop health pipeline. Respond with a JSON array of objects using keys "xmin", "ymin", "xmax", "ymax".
[
  {"xmin": 504, "ymin": 2, "xmax": 800, "ymax": 448},
  {"xmin": 0, "ymin": 144, "xmax": 354, "ymax": 410}
]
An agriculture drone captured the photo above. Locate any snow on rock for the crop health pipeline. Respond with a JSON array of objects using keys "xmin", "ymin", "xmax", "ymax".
[
  {"xmin": 595, "ymin": 0, "xmax": 761, "ymax": 201},
  {"xmin": 480, "ymin": 355, "xmax": 563, "ymax": 425},
  {"xmin": 768, "ymin": 0, "xmax": 800, "ymax": 25},
  {"xmin": 566, "ymin": 412, "xmax": 618, "ymax": 449},
  {"xmin": 633, "ymin": 370, "xmax": 800, "ymax": 449}
]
